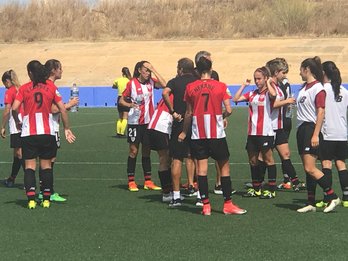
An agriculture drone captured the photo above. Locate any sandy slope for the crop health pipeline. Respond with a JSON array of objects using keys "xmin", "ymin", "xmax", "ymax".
[{"xmin": 0, "ymin": 38, "xmax": 347, "ymax": 87}]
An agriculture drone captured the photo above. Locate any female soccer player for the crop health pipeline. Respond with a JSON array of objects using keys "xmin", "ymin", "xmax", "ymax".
[
  {"xmin": 1, "ymin": 70, "xmax": 23, "ymax": 187},
  {"xmin": 233, "ymin": 67, "xmax": 278, "ymax": 199},
  {"xmin": 113, "ymin": 67, "xmax": 132, "ymax": 137},
  {"xmin": 179, "ymin": 56, "xmax": 246, "ymax": 215},
  {"xmin": 296, "ymin": 56, "xmax": 340, "ymax": 213},
  {"xmin": 119, "ymin": 61, "xmax": 166, "ymax": 192},
  {"xmin": 316, "ymin": 61, "xmax": 348, "ymax": 208},
  {"xmin": 12, "ymin": 60, "xmax": 75, "ymax": 209}
]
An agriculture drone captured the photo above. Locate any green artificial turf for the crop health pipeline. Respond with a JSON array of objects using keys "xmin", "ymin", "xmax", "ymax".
[{"xmin": 0, "ymin": 108, "xmax": 347, "ymax": 261}]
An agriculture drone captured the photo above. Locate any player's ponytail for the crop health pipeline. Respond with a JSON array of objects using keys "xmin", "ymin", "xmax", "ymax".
[
  {"xmin": 27, "ymin": 60, "xmax": 49, "ymax": 87},
  {"xmin": 322, "ymin": 61, "xmax": 342, "ymax": 100}
]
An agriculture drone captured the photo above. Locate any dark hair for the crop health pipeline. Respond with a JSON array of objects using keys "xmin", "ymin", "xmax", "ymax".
[
  {"xmin": 44, "ymin": 59, "xmax": 61, "ymax": 75},
  {"xmin": 178, "ymin": 58, "xmax": 194, "ymax": 74},
  {"xmin": 2, "ymin": 70, "xmax": 20, "ymax": 87},
  {"xmin": 266, "ymin": 58, "xmax": 288, "ymax": 76},
  {"xmin": 122, "ymin": 67, "xmax": 131, "ymax": 79},
  {"xmin": 322, "ymin": 61, "xmax": 342, "ymax": 100},
  {"xmin": 254, "ymin": 66, "xmax": 270, "ymax": 78},
  {"xmin": 195, "ymin": 50, "xmax": 211, "ymax": 65},
  {"xmin": 27, "ymin": 60, "xmax": 48, "ymax": 87},
  {"xmin": 196, "ymin": 56, "xmax": 212, "ymax": 75},
  {"xmin": 132, "ymin": 61, "xmax": 149, "ymax": 78},
  {"xmin": 301, "ymin": 56, "xmax": 323, "ymax": 83}
]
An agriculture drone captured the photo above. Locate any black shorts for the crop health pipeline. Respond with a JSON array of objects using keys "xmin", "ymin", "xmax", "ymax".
[
  {"xmin": 22, "ymin": 135, "xmax": 57, "ymax": 160},
  {"xmin": 274, "ymin": 129, "xmax": 289, "ymax": 146},
  {"xmin": 245, "ymin": 135, "xmax": 274, "ymax": 153},
  {"xmin": 190, "ymin": 138, "xmax": 230, "ymax": 161},
  {"xmin": 169, "ymin": 122, "xmax": 191, "ymax": 160},
  {"xmin": 320, "ymin": 140, "xmax": 348, "ymax": 161},
  {"xmin": 117, "ymin": 96, "xmax": 130, "ymax": 113},
  {"xmin": 296, "ymin": 122, "xmax": 323, "ymax": 157},
  {"xmin": 127, "ymin": 124, "xmax": 150, "ymax": 146},
  {"xmin": 148, "ymin": 129, "xmax": 169, "ymax": 151},
  {"xmin": 10, "ymin": 133, "xmax": 22, "ymax": 148}
]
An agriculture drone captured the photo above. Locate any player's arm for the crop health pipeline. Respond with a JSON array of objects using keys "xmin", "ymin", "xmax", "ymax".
[
  {"xmin": 233, "ymin": 79, "xmax": 251, "ymax": 103},
  {"xmin": 312, "ymin": 90, "xmax": 326, "ymax": 148},
  {"xmin": 266, "ymin": 78, "xmax": 277, "ymax": 100},
  {"xmin": 0, "ymin": 103, "xmax": 11, "ymax": 138},
  {"xmin": 178, "ymin": 101, "xmax": 193, "ymax": 142},
  {"xmin": 222, "ymin": 98, "xmax": 232, "ymax": 119},
  {"xmin": 11, "ymin": 99, "xmax": 22, "ymax": 132},
  {"xmin": 55, "ymin": 100, "xmax": 76, "ymax": 144},
  {"xmin": 162, "ymin": 87, "xmax": 182, "ymax": 122},
  {"xmin": 273, "ymin": 97, "xmax": 295, "ymax": 108},
  {"xmin": 51, "ymin": 97, "xmax": 79, "ymax": 113}
]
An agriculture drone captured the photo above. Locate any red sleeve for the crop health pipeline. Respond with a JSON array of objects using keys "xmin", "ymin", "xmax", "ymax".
[
  {"xmin": 223, "ymin": 84, "xmax": 232, "ymax": 100},
  {"xmin": 315, "ymin": 90, "xmax": 326, "ymax": 108},
  {"xmin": 183, "ymin": 87, "xmax": 190, "ymax": 103},
  {"xmin": 4, "ymin": 88, "xmax": 13, "ymax": 104},
  {"xmin": 15, "ymin": 87, "xmax": 24, "ymax": 103},
  {"xmin": 243, "ymin": 91, "xmax": 251, "ymax": 101},
  {"xmin": 122, "ymin": 81, "xmax": 132, "ymax": 97},
  {"xmin": 54, "ymin": 88, "xmax": 63, "ymax": 104}
]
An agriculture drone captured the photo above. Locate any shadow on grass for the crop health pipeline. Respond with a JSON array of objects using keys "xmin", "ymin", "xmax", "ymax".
[
  {"xmin": 111, "ymin": 184, "xmax": 129, "ymax": 190},
  {"xmin": 274, "ymin": 198, "xmax": 308, "ymax": 210},
  {"xmin": 4, "ymin": 199, "xmax": 28, "ymax": 208}
]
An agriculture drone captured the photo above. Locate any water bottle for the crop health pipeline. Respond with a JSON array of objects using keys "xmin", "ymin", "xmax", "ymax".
[
  {"xmin": 133, "ymin": 94, "xmax": 143, "ymax": 117},
  {"xmin": 285, "ymin": 93, "xmax": 294, "ymax": 118},
  {"xmin": 70, "ymin": 83, "xmax": 79, "ymax": 112}
]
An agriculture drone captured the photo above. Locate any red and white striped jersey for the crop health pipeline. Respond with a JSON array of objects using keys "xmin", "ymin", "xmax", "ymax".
[
  {"xmin": 15, "ymin": 81, "xmax": 62, "ymax": 137},
  {"xmin": 123, "ymin": 78, "xmax": 155, "ymax": 125},
  {"xmin": 46, "ymin": 80, "xmax": 61, "ymax": 132},
  {"xmin": 244, "ymin": 89, "xmax": 275, "ymax": 136},
  {"xmin": 184, "ymin": 79, "xmax": 231, "ymax": 140},
  {"xmin": 322, "ymin": 83, "xmax": 348, "ymax": 141},
  {"xmin": 4, "ymin": 86, "xmax": 23, "ymax": 134},
  {"xmin": 148, "ymin": 96, "xmax": 173, "ymax": 135},
  {"xmin": 271, "ymin": 84, "xmax": 284, "ymax": 130},
  {"xmin": 296, "ymin": 81, "xmax": 325, "ymax": 128}
]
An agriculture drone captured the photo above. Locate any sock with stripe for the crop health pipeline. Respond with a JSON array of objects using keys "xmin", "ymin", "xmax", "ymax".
[
  {"xmin": 338, "ymin": 169, "xmax": 348, "ymax": 201},
  {"xmin": 282, "ymin": 159, "xmax": 299, "ymax": 185},
  {"xmin": 322, "ymin": 168, "xmax": 332, "ymax": 187},
  {"xmin": 221, "ymin": 176, "xmax": 232, "ymax": 202},
  {"xmin": 127, "ymin": 156, "xmax": 137, "ymax": 183},
  {"xmin": 258, "ymin": 160, "xmax": 267, "ymax": 183},
  {"xmin": 267, "ymin": 164, "xmax": 277, "ymax": 192},
  {"xmin": 142, "ymin": 157, "xmax": 152, "ymax": 181},
  {"xmin": 317, "ymin": 174, "xmax": 337, "ymax": 202},
  {"xmin": 250, "ymin": 165, "xmax": 261, "ymax": 191},
  {"xmin": 306, "ymin": 173, "xmax": 316, "ymax": 206},
  {"xmin": 40, "ymin": 168, "xmax": 53, "ymax": 201},
  {"xmin": 10, "ymin": 157, "xmax": 22, "ymax": 180},
  {"xmin": 198, "ymin": 175, "xmax": 209, "ymax": 205},
  {"xmin": 158, "ymin": 169, "xmax": 171, "ymax": 194},
  {"xmin": 24, "ymin": 168, "xmax": 36, "ymax": 201}
]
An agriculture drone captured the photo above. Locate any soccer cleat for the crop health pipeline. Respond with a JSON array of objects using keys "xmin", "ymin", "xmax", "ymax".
[
  {"xmin": 28, "ymin": 200, "xmax": 37, "ymax": 209},
  {"xmin": 128, "ymin": 181, "xmax": 139, "ymax": 192},
  {"xmin": 277, "ymin": 182, "xmax": 291, "ymax": 190},
  {"xmin": 342, "ymin": 201, "xmax": 348, "ymax": 208},
  {"xmin": 162, "ymin": 192, "xmax": 172, "ymax": 203},
  {"xmin": 201, "ymin": 203, "xmax": 211, "ymax": 216},
  {"xmin": 297, "ymin": 205, "xmax": 316, "ymax": 213},
  {"xmin": 3, "ymin": 178, "xmax": 15, "ymax": 188},
  {"xmin": 315, "ymin": 201, "xmax": 327, "ymax": 208},
  {"xmin": 214, "ymin": 185, "xmax": 223, "ymax": 195},
  {"xmin": 50, "ymin": 193, "xmax": 67, "ymax": 202},
  {"xmin": 195, "ymin": 198, "xmax": 203, "ymax": 207},
  {"xmin": 323, "ymin": 197, "xmax": 341, "ymax": 213},
  {"xmin": 41, "ymin": 200, "xmax": 50, "ymax": 208},
  {"xmin": 231, "ymin": 188, "xmax": 237, "ymax": 195},
  {"xmin": 223, "ymin": 202, "xmax": 247, "ymax": 215},
  {"xmin": 144, "ymin": 180, "xmax": 161, "ymax": 191},
  {"xmin": 169, "ymin": 198, "xmax": 182, "ymax": 208},
  {"xmin": 242, "ymin": 188, "xmax": 261, "ymax": 198},
  {"xmin": 259, "ymin": 190, "xmax": 275, "ymax": 199},
  {"xmin": 182, "ymin": 185, "xmax": 197, "ymax": 197}
]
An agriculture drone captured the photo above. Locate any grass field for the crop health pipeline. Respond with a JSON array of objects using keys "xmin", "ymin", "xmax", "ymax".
[{"xmin": 0, "ymin": 107, "xmax": 347, "ymax": 261}]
